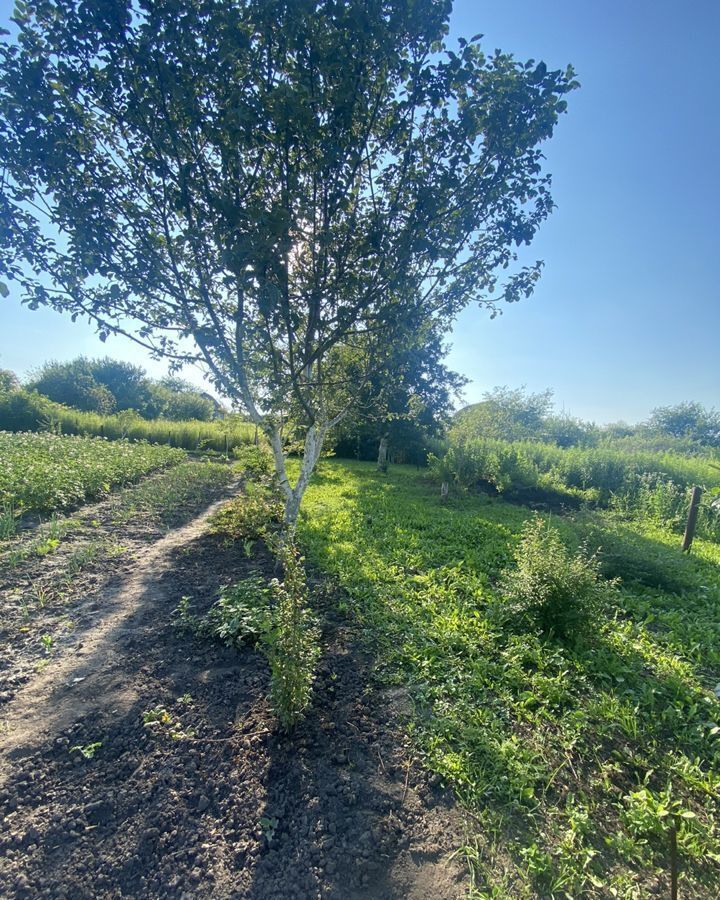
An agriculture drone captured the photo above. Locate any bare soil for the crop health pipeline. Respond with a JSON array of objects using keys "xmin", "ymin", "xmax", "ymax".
[{"xmin": 0, "ymin": 479, "xmax": 467, "ymax": 898}]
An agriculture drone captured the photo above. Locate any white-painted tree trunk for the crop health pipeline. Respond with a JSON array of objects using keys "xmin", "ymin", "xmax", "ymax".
[
  {"xmin": 377, "ymin": 435, "xmax": 389, "ymax": 473},
  {"xmin": 268, "ymin": 423, "xmax": 328, "ymax": 530}
]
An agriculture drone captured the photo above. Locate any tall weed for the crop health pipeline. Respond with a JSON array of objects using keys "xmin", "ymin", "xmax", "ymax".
[
  {"xmin": 263, "ymin": 537, "xmax": 321, "ymax": 731},
  {"xmin": 500, "ymin": 516, "xmax": 617, "ymax": 642}
]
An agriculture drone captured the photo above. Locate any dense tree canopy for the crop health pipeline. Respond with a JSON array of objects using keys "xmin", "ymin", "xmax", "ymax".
[
  {"xmin": 645, "ymin": 402, "xmax": 720, "ymax": 449},
  {"xmin": 27, "ymin": 356, "xmax": 218, "ymax": 420},
  {"xmin": 0, "ymin": 0, "xmax": 577, "ymax": 523}
]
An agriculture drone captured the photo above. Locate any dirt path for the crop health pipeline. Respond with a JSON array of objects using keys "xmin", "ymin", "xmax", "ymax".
[
  {"xmin": 0, "ymin": 494, "xmax": 233, "ymax": 764},
  {"xmin": 0, "ymin": 486, "xmax": 467, "ymax": 898}
]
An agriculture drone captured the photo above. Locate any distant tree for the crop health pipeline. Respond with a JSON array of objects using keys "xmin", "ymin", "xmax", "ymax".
[
  {"xmin": 28, "ymin": 359, "xmax": 117, "ymax": 413},
  {"xmin": 543, "ymin": 413, "xmax": 598, "ymax": 448},
  {"xmin": 28, "ymin": 356, "xmax": 152, "ymax": 414},
  {"xmin": 89, "ymin": 357, "xmax": 154, "ymax": 415},
  {"xmin": 332, "ymin": 325, "xmax": 466, "ymax": 468},
  {"xmin": 0, "ymin": 368, "xmax": 19, "ymax": 392},
  {"xmin": 158, "ymin": 377, "xmax": 218, "ymax": 420},
  {"xmin": 149, "ymin": 379, "xmax": 216, "ymax": 421},
  {"xmin": 0, "ymin": 0, "xmax": 576, "ymax": 526},
  {"xmin": 645, "ymin": 402, "xmax": 720, "ymax": 448},
  {"xmin": 453, "ymin": 386, "xmax": 555, "ymax": 443},
  {"xmin": 158, "ymin": 376, "xmax": 199, "ymax": 395},
  {"xmin": 164, "ymin": 391, "xmax": 215, "ymax": 422},
  {"xmin": 601, "ymin": 421, "xmax": 637, "ymax": 441}
]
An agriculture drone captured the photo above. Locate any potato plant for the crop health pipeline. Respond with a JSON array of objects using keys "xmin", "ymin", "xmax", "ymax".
[{"xmin": 0, "ymin": 430, "xmax": 185, "ymax": 516}]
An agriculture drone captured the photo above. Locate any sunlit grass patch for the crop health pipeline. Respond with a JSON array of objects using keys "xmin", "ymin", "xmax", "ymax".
[{"xmin": 298, "ymin": 459, "xmax": 720, "ymax": 897}]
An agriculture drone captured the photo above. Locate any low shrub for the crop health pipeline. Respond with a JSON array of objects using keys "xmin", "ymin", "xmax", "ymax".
[
  {"xmin": 232, "ymin": 444, "xmax": 275, "ymax": 479},
  {"xmin": 206, "ymin": 577, "xmax": 272, "ymax": 647},
  {"xmin": 500, "ymin": 516, "xmax": 616, "ymax": 642},
  {"xmin": 184, "ymin": 538, "xmax": 320, "ymax": 732},
  {"xmin": 209, "ymin": 484, "xmax": 284, "ymax": 541}
]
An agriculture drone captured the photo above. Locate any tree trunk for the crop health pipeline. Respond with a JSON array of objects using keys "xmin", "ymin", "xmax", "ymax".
[
  {"xmin": 267, "ymin": 422, "xmax": 328, "ymax": 532},
  {"xmin": 377, "ymin": 435, "xmax": 389, "ymax": 473}
]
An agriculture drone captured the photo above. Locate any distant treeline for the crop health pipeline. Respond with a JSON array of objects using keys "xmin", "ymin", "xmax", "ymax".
[
  {"xmin": 3, "ymin": 356, "xmax": 224, "ymax": 422},
  {"xmin": 331, "ymin": 386, "xmax": 720, "ymax": 467},
  {"xmin": 452, "ymin": 387, "xmax": 720, "ymax": 452},
  {"xmin": 430, "ymin": 388, "xmax": 720, "ymax": 541}
]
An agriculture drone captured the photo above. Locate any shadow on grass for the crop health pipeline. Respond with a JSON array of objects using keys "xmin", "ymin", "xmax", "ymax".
[{"xmin": 294, "ymin": 461, "xmax": 720, "ymax": 896}]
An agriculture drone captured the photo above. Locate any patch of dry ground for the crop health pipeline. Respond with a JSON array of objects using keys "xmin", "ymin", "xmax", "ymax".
[{"xmin": 0, "ymin": 477, "xmax": 468, "ymax": 898}]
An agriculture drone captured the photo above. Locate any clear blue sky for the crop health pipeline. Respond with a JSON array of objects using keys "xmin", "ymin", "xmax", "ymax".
[{"xmin": 1, "ymin": 0, "xmax": 718, "ymax": 424}]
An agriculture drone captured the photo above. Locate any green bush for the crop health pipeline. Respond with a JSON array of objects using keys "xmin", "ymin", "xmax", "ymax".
[
  {"xmin": 205, "ymin": 577, "xmax": 272, "ymax": 647},
  {"xmin": 232, "ymin": 444, "xmax": 275, "ymax": 478},
  {"xmin": 183, "ymin": 539, "xmax": 320, "ymax": 732},
  {"xmin": 500, "ymin": 516, "xmax": 616, "ymax": 642},
  {"xmin": 209, "ymin": 484, "xmax": 284, "ymax": 540},
  {"xmin": 610, "ymin": 473, "xmax": 687, "ymax": 530},
  {"xmin": 0, "ymin": 389, "xmax": 54, "ymax": 431}
]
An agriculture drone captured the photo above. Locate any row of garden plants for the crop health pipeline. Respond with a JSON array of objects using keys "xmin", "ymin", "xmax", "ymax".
[{"xmin": 0, "ymin": 430, "xmax": 186, "ymax": 526}]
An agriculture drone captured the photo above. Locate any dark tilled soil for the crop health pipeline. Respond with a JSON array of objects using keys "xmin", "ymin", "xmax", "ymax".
[
  {"xmin": 0, "ymin": 463, "xmax": 236, "ymax": 706},
  {"xmin": 0, "ymin": 489, "xmax": 467, "ymax": 898}
]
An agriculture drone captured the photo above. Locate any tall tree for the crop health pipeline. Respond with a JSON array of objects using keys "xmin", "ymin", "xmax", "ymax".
[
  {"xmin": 0, "ymin": 0, "xmax": 577, "ymax": 526},
  {"xmin": 452, "ymin": 386, "xmax": 555, "ymax": 443},
  {"xmin": 332, "ymin": 322, "xmax": 466, "ymax": 469},
  {"xmin": 645, "ymin": 402, "xmax": 720, "ymax": 448}
]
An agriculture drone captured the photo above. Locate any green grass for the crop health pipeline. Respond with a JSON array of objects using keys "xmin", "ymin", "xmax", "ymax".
[
  {"xmin": 0, "ymin": 388, "xmax": 256, "ymax": 452},
  {"xmin": 112, "ymin": 460, "xmax": 235, "ymax": 526},
  {"xmin": 296, "ymin": 460, "xmax": 720, "ymax": 898},
  {"xmin": 0, "ymin": 430, "xmax": 186, "ymax": 517}
]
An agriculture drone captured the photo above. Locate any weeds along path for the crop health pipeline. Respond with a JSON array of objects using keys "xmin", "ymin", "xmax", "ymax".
[{"xmin": 0, "ymin": 474, "xmax": 467, "ymax": 899}]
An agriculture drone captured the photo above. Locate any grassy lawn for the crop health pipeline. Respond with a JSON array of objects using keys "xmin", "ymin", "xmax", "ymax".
[{"xmin": 297, "ymin": 459, "xmax": 720, "ymax": 898}]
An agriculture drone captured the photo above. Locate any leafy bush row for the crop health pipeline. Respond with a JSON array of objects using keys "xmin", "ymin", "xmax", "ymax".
[
  {"xmin": 0, "ymin": 388, "xmax": 255, "ymax": 453},
  {"xmin": 0, "ymin": 430, "xmax": 185, "ymax": 515}
]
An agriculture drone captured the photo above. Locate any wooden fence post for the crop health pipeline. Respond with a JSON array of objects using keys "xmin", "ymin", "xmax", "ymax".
[{"xmin": 682, "ymin": 486, "xmax": 702, "ymax": 553}]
